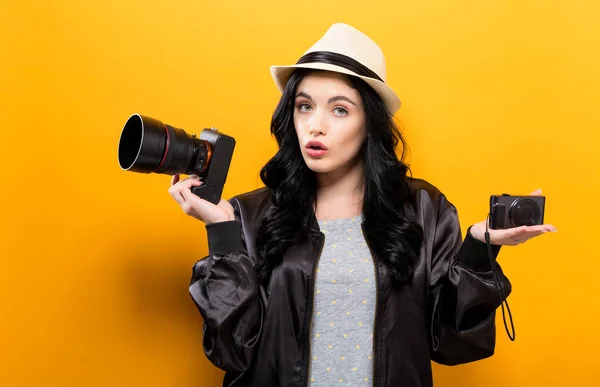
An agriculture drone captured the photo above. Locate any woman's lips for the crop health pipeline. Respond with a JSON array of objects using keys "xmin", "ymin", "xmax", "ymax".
[
  {"xmin": 305, "ymin": 141, "xmax": 328, "ymax": 158},
  {"xmin": 306, "ymin": 148, "xmax": 328, "ymax": 157}
]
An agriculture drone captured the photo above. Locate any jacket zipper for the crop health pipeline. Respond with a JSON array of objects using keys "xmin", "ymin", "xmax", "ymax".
[
  {"xmin": 227, "ymin": 373, "xmax": 244, "ymax": 387},
  {"xmin": 305, "ymin": 233, "xmax": 325, "ymax": 387},
  {"xmin": 361, "ymin": 222, "xmax": 380, "ymax": 387}
]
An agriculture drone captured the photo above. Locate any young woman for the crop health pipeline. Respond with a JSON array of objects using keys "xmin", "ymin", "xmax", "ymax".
[{"xmin": 169, "ymin": 23, "xmax": 555, "ymax": 387}]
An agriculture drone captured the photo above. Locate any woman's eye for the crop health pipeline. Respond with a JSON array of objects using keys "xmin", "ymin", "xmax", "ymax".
[
  {"xmin": 298, "ymin": 103, "xmax": 312, "ymax": 112},
  {"xmin": 333, "ymin": 107, "xmax": 348, "ymax": 116}
]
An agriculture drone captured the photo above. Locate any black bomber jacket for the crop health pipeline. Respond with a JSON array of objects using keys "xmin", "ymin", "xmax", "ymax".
[{"xmin": 189, "ymin": 178, "xmax": 511, "ymax": 387}]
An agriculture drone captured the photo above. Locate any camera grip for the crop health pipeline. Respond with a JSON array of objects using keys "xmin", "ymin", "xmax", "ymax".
[{"xmin": 191, "ymin": 184, "xmax": 220, "ymax": 205}]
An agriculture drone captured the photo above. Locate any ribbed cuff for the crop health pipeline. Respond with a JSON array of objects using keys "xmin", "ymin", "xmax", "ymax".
[
  {"xmin": 205, "ymin": 220, "xmax": 245, "ymax": 256},
  {"xmin": 456, "ymin": 226, "xmax": 502, "ymax": 272}
]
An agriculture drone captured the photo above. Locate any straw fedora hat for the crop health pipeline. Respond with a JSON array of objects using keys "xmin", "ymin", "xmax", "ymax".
[{"xmin": 270, "ymin": 23, "xmax": 401, "ymax": 114}]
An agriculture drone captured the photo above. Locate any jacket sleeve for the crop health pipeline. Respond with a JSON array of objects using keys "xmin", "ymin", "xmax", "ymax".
[
  {"xmin": 428, "ymin": 195, "xmax": 512, "ymax": 365},
  {"xmin": 188, "ymin": 199, "xmax": 264, "ymax": 373}
]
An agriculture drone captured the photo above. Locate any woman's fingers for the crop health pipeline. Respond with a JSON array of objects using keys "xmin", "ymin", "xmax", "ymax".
[
  {"xmin": 169, "ymin": 175, "xmax": 202, "ymax": 205},
  {"xmin": 170, "ymin": 174, "xmax": 191, "ymax": 203},
  {"xmin": 518, "ymin": 230, "xmax": 545, "ymax": 244},
  {"xmin": 530, "ymin": 188, "xmax": 543, "ymax": 196},
  {"xmin": 166, "ymin": 174, "xmax": 245, "ymax": 224},
  {"xmin": 180, "ymin": 184, "xmax": 209, "ymax": 213},
  {"xmin": 507, "ymin": 223, "xmax": 557, "ymax": 245}
]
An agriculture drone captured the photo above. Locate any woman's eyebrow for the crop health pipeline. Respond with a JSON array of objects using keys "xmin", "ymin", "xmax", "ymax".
[
  {"xmin": 328, "ymin": 96, "xmax": 356, "ymax": 106},
  {"xmin": 296, "ymin": 92, "xmax": 356, "ymax": 106}
]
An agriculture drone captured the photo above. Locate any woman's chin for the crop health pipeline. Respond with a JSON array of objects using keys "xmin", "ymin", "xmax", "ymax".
[{"xmin": 304, "ymin": 159, "xmax": 333, "ymax": 173}]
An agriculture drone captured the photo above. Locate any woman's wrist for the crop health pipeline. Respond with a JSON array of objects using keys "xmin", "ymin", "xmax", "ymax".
[{"xmin": 469, "ymin": 221, "xmax": 487, "ymax": 243}]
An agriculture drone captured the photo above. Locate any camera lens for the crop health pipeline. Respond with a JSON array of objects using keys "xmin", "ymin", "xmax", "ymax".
[
  {"xmin": 118, "ymin": 114, "xmax": 212, "ymax": 175},
  {"xmin": 509, "ymin": 198, "xmax": 541, "ymax": 227}
]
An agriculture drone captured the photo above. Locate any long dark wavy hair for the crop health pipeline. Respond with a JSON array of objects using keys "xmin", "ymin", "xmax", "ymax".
[{"xmin": 256, "ymin": 68, "xmax": 424, "ymax": 288}]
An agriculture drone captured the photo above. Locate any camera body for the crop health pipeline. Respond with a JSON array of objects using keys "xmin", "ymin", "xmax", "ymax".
[
  {"xmin": 489, "ymin": 194, "xmax": 545, "ymax": 229},
  {"xmin": 189, "ymin": 128, "xmax": 235, "ymax": 204}
]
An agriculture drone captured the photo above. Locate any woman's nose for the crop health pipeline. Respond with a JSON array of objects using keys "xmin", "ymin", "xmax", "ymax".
[
  {"xmin": 308, "ymin": 110, "xmax": 326, "ymax": 136},
  {"xmin": 309, "ymin": 127, "xmax": 324, "ymax": 137}
]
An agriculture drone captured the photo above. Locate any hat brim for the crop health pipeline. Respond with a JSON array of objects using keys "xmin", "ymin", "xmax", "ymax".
[{"xmin": 270, "ymin": 63, "xmax": 401, "ymax": 114}]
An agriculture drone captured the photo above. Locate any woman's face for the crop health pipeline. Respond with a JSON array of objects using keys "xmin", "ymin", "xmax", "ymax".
[{"xmin": 293, "ymin": 71, "xmax": 367, "ymax": 175}]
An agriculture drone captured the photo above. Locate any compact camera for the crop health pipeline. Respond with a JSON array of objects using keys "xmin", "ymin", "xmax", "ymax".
[
  {"xmin": 489, "ymin": 194, "xmax": 545, "ymax": 229},
  {"xmin": 117, "ymin": 113, "xmax": 236, "ymax": 204}
]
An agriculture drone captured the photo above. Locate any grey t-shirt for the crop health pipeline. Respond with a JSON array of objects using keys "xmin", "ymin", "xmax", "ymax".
[{"xmin": 308, "ymin": 215, "xmax": 376, "ymax": 386}]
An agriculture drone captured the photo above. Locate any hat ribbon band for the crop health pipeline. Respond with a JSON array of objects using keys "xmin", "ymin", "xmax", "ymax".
[{"xmin": 296, "ymin": 51, "xmax": 384, "ymax": 83}]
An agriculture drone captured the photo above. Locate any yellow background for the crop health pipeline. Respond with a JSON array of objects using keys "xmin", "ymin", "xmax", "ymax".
[{"xmin": 1, "ymin": 0, "xmax": 599, "ymax": 386}]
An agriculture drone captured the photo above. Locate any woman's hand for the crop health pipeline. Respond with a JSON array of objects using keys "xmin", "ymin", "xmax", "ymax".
[
  {"xmin": 469, "ymin": 189, "xmax": 557, "ymax": 246},
  {"xmin": 168, "ymin": 174, "xmax": 235, "ymax": 224}
]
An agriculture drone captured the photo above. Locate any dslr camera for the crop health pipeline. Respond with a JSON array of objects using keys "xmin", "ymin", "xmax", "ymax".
[
  {"xmin": 117, "ymin": 113, "xmax": 236, "ymax": 204},
  {"xmin": 489, "ymin": 193, "xmax": 545, "ymax": 230}
]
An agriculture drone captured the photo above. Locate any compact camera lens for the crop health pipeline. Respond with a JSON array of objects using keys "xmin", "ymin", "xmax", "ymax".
[
  {"xmin": 118, "ymin": 114, "xmax": 212, "ymax": 175},
  {"xmin": 509, "ymin": 198, "xmax": 541, "ymax": 227}
]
